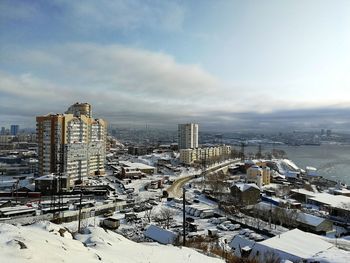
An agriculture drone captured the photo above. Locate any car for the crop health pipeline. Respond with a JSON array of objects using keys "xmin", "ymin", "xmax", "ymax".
[
  {"xmin": 227, "ymin": 224, "xmax": 236, "ymax": 231},
  {"xmin": 253, "ymin": 234, "xmax": 264, "ymax": 241},
  {"xmin": 144, "ymin": 203, "xmax": 152, "ymax": 210},
  {"xmin": 245, "ymin": 230, "xmax": 254, "ymax": 237},
  {"xmin": 217, "ymin": 224, "xmax": 228, "ymax": 231},
  {"xmin": 233, "ymin": 224, "xmax": 241, "ymax": 230},
  {"xmin": 239, "ymin": 228, "xmax": 251, "ymax": 235},
  {"xmin": 222, "ymin": 220, "xmax": 232, "ymax": 226},
  {"xmin": 149, "ymin": 200, "xmax": 158, "ymax": 206}
]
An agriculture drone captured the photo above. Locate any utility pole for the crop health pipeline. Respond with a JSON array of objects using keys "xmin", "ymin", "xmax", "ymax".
[
  {"xmin": 257, "ymin": 144, "xmax": 262, "ymax": 159},
  {"xmin": 182, "ymin": 187, "xmax": 186, "ymax": 246},
  {"xmin": 269, "ymin": 202, "xmax": 272, "ymax": 229},
  {"xmin": 15, "ymin": 179, "xmax": 19, "ymax": 204},
  {"xmin": 240, "ymin": 142, "xmax": 245, "ymax": 162},
  {"xmin": 78, "ymin": 190, "xmax": 83, "ymax": 233}
]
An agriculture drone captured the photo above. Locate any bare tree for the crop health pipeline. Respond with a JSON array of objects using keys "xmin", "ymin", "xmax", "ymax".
[
  {"xmin": 153, "ymin": 207, "xmax": 176, "ymax": 229},
  {"xmin": 205, "ymin": 171, "xmax": 229, "ymax": 197},
  {"xmin": 160, "ymin": 207, "xmax": 176, "ymax": 229},
  {"xmin": 271, "ymin": 206, "xmax": 299, "ymax": 228},
  {"xmin": 144, "ymin": 207, "xmax": 153, "ymax": 223}
]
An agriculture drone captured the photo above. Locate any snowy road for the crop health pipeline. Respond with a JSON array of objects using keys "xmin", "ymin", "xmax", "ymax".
[
  {"xmin": 167, "ymin": 159, "xmax": 241, "ymax": 198},
  {"xmin": 167, "ymin": 175, "xmax": 195, "ymax": 198}
]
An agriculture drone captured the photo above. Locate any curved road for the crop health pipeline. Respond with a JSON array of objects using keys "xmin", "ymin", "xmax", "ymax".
[
  {"xmin": 167, "ymin": 159, "xmax": 240, "ymax": 198},
  {"xmin": 167, "ymin": 175, "xmax": 195, "ymax": 198}
]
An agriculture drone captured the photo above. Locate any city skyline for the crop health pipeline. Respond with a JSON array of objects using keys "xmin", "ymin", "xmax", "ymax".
[{"xmin": 1, "ymin": 1, "xmax": 350, "ymax": 131}]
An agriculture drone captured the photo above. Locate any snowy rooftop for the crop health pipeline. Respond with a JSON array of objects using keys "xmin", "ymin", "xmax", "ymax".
[
  {"xmin": 297, "ymin": 212, "xmax": 327, "ymax": 227},
  {"xmin": 144, "ymin": 224, "xmax": 177, "ymax": 245},
  {"xmin": 291, "ymin": 188, "xmax": 350, "ymax": 209},
  {"xmin": 229, "ymin": 235, "xmax": 255, "ymax": 257},
  {"xmin": 119, "ymin": 161, "xmax": 155, "ymax": 170},
  {"xmin": 233, "ymin": 183, "xmax": 260, "ymax": 192},
  {"xmin": 309, "ymin": 193, "xmax": 350, "ymax": 209},
  {"xmin": 254, "ymin": 228, "xmax": 333, "ymax": 259}
]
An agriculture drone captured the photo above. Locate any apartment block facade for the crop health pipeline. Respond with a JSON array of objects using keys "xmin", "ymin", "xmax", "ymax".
[
  {"xmin": 178, "ymin": 123, "xmax": 198, "ymax": 150},
  {"xmin": 179, "ymin": 145, "xmax": 232, "ymax": 165},
  {"xmin": 36, "ymin": 103, "xmax": 106, "ymax": 188}
]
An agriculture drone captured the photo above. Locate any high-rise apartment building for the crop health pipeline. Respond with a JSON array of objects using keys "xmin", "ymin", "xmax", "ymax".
[
  {"xmin": 178, "ymin": 123, "xmax": 198, "ymax": 149},
  {"xmin": 36, "ymin": 103, "xmax": 106, "ymax": 188},
  {"xmin": 10, "ymin": 125, "xmax": 19, "ymax": 135}
]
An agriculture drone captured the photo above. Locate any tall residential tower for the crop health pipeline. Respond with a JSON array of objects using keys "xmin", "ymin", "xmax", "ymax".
[
  {"xmin": 178, "ymin": 123, "xmax": 198, "ymax": 150},
  {"xmin": 36, "ymin": 103, "xmax": 106, "ymax": 188}
]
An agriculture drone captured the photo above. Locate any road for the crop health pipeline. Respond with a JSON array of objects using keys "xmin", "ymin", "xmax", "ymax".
[
  {"xmin": 167, "ymin": 159, "xmax": 241, "ymax": 198},
  {"xmin": 167, "ymin": 175, "xmax": 195, "ymax": 198}
]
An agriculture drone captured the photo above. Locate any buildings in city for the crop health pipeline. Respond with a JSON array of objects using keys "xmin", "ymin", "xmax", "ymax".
[
  {"xmin": 230, "ymin": 183, "xmax": 261, "ymax": 206},
  {"xmin": 36, "ymin": 102, "xmax": 107, "ymax": 188},
  {"xmin": 246, "ymin": 165, "xmax": 271, "ymax": 187},
  {"xmin": 179, "ymin": 145, "xmax": 232, "ymax": 165},
  {"xmin": 178, "ymin": 123, "xmax": 198, "ymax": 150},
  {"xmin": 10, "ymin": 125, "xmax": 19, "ymax": 136}
]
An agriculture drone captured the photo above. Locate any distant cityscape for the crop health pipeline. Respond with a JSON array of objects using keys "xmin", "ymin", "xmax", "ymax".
[{"xmin": 1, "ymin": 102, "xmax": 350, "ymax": 262}]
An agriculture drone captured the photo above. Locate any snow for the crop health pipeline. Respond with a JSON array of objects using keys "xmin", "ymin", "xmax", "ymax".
[
  {"xmin": 144, "ymin": 224, "xmax": 177, "ymax": 244},
  {"xmin": 257, "ymin": 228, "xmax": 333, "ymax": 258},
  {"xmin": 234, "ymin": 183, "xmax": 260, "ymax": 192},
  {"xmin": 251, "ymin": 229, "xmax": 350, "ymax": 262},
  {"xmin": 297, "ymin": 212, "xmax": 326, "ymax": 227},
  {"xmin": 274, "ymin": 159, "xmax": 300, "ymax": 176},
  {"xmin": 282, "ymin": 159, "xmax": 300, "ymax": 171},
  {"xmin": 309, "ymin": 193, "xmax": 350, "ymax": 210},
  {"xmin": 0, "ymin": 221, "xmax": 224, "ymax": 263},
  {"xmin": 134, "ymin": 153, "xmax": 172, "ymax": 167},
  {"xmin": 119, "ymin": 160, "xmax": 155, "ymax": 170},
  {"xmin": 291, "ymin": 189, "xmax": 350, "ymax": 210},
  {"xmin": 229, "ymin": 235, "xmax": 255, "ymax": 257},
  {"xmin": 311, "ymin": 247, "xmax": 350, "ymax": 263}
]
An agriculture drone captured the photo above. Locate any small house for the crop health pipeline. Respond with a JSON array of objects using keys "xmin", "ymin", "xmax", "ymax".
[{"xmin": 230, "ymin": 183, "xmax": 261, "ymax": 206}]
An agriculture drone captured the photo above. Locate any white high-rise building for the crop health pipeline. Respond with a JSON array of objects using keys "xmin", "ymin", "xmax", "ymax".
[{"xmin": 178, "ymin": 123, "xmax": 198, "ymax": 150}]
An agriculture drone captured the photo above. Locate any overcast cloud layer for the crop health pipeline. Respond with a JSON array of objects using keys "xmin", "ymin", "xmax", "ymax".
[{"xmin": 1, "ymin": 0, "xmax": 350, "ymax": 131}]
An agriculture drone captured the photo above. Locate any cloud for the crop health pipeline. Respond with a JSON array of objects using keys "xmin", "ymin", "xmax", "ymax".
[
  {"xmin": 1, "ymin": 43, "xmax": 220, "ymax": 98},
  {"xmin": 2, "ymin": 42, "xmax": 350, "ymax": 130},
  {"xmin": 0, "ymin": 43, "xmax": 226, "ymax": 126}
]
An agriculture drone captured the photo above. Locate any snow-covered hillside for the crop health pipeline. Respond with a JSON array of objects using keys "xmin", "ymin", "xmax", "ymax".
[{"xmin": 0, "ymin": 221, "xmax": 224, "ymax": 263}]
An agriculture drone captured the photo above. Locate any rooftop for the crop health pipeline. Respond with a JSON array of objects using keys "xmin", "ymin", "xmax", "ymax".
[{"xmin": 254, "ymin": 228, "xmax": 333, "ymax": 259}]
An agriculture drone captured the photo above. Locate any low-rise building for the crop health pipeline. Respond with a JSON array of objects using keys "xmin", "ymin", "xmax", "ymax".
[
  {"xmin": 291, "ymin": 189, "xmax": 350, "ymax": 221},
  {"xmin": 34, "ymin": 173, "xmax": 68, "ymax": 195},
  {"xmin": 119, "ymin": 161, "xmax": 155, "ymax": 178},
  {"xmin": 230, "ymin": 183, "xmax": 261, "ymax": 206},
  {"xmin": 250, "ymin": 228, "xmax": 350, "ymax": 262},
  {"xmin": 296, "ymin": 212, "xmax": 333, "ymax": 234}
]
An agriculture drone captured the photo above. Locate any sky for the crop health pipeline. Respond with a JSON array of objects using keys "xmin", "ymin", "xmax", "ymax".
[{"xmin": 1, "ymin": 0, "xmax": 350, "ymax": 131}]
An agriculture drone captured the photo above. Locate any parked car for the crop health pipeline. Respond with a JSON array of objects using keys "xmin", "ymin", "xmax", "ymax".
[{"xmin": 217, "ymin": 224, "xmax": 228, "ymax": 231}]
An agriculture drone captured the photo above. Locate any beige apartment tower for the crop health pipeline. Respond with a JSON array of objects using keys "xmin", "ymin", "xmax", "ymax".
[
  {"xmin": 36, "ymin": 103, "xmax": 106, "ymax": 188},
  {"xmin": 178, "ymin": 123, "xmax": 199, "ymax": 149}
]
